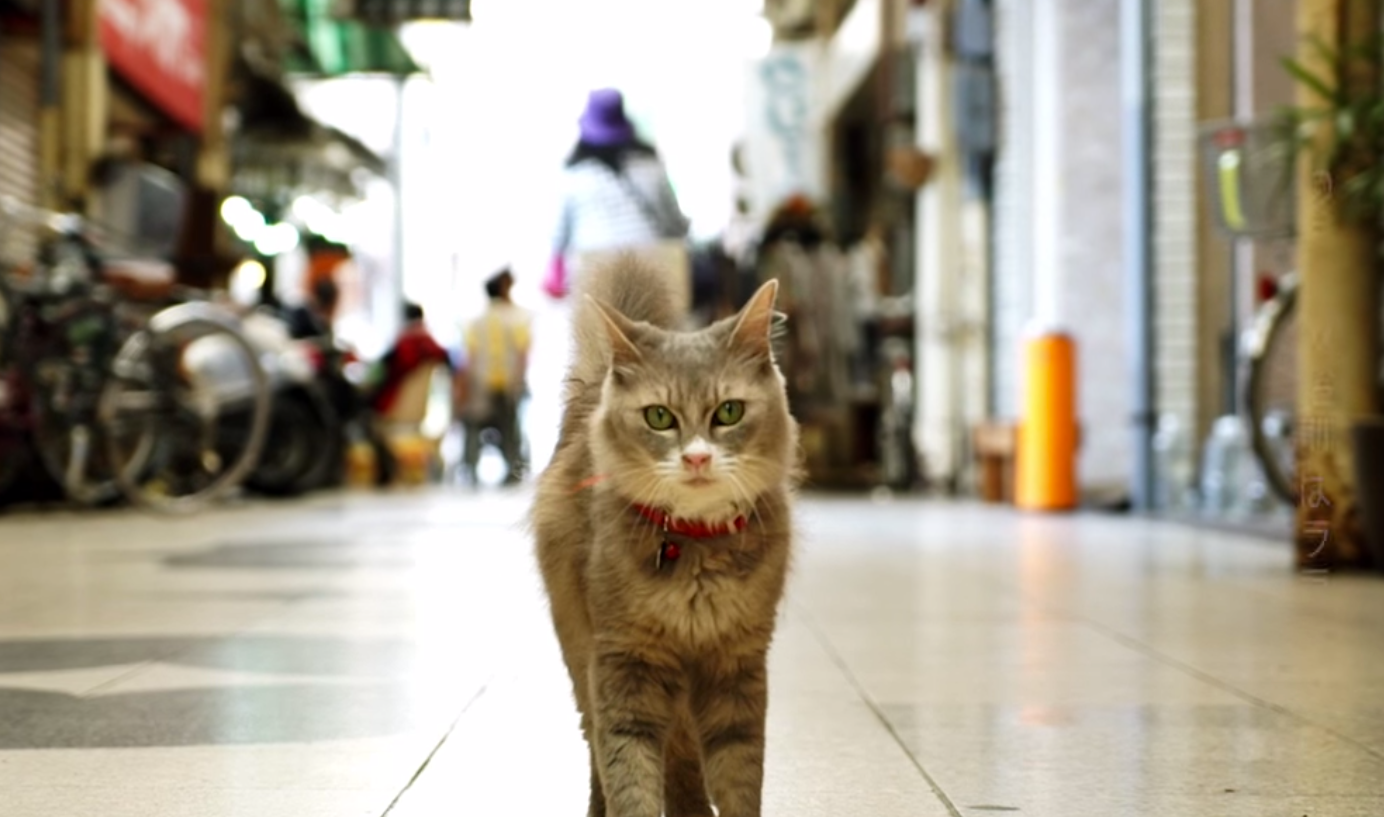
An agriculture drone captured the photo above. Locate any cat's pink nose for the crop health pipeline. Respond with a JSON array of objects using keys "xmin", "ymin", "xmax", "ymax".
[{"xmin": 682, "ymin": 453, "xmax": 712, "ymax": 471}]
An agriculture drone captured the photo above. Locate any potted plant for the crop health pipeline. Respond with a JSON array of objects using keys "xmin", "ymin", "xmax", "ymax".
[{"xmin": 1278, "ymin": 31, "xmax": 1384, "ymax": 568}]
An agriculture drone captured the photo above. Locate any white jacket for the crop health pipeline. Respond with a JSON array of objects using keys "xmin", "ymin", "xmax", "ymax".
[{"xmin": 552, "ymin": 155, "xmax": 689, "ymax": 255}]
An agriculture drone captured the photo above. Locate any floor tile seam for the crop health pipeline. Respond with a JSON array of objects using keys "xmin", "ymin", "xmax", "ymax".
[
  {"xmin": 378, "ymin": 677, "xmax": 493, "ymax": 816},
  {"xmin": 1071, "ymin": 613, "xmax": 1384, "ymax": 764},
  {"xmin": 992, "ymin": 565, "xmax": 1384, "ymax": 761},
  {"xmin": 786, "ymin": 597, "xmax": 964, "ymax": 817},
  {"xmin": 71, "ymin": 601, "xmax": 320, "ymax": 697},
  {"xmin": 76, "ymin": 660, "xmax": 157, "ymax": 698}
]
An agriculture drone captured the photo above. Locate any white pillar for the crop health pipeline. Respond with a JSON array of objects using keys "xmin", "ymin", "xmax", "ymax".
[
  {"xmin": 388, "ymin": 74, "xmax": 408, "ymax": 342},
  {"xmin": 914, "ymin": 1, "xmax": 963, "ymax": 488},
  {"xmin": 1030, "ymin": 0, "xmax": 1064, "ymax": 334}
]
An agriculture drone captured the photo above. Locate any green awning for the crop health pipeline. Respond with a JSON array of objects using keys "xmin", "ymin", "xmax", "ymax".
[{"xmin": 279, "ymin": 0, "xmax": 423, "ymax": 77}]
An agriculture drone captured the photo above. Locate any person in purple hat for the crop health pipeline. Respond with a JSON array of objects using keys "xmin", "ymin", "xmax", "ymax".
[{"xmin": 545, "ymin": 88, "xmax": 691, "ymax": 311}]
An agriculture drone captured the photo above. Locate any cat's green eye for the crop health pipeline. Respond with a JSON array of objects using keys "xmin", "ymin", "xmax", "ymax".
[
  {"xmin": 714, "ymin": 400, "xmax": 745, "ymax": 427},
  {"xmin": 644, "ymin": 405, "xmax": 677, "ymax": 431}
]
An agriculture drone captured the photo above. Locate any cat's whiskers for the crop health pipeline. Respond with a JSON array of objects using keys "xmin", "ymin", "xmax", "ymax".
[
  {"xmin": 723, "ymin": 472, "xmax": 758, "ymax": 537},
  {"xmin": 735, "ymin": 457, "xmax": 784, "ymax": 527},
  {"xmin": 711, "ymin": 456, "xmax": 750, "ymax": 512},
  {"xmin": 609, "ymin": 471, "xmax": 667, "ymax": 525}
]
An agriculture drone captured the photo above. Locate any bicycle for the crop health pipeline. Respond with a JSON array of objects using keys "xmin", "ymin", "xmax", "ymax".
[
  {"xmin": 1204, "ymin": 120, "xmax": 1383, "ymax": 510},
  {"xmin": 0, "ymin": 197, "xmax": 271, "ymax": 512},
  {"xmin": 102, "ymin": 300, "xmax": 273, "ymax": 512},
  {"xmin": 1243, "ymin": 272, "xmax": 1298, "ymax": 506},
  {"xmin": 0, "ymin": 230, "xmax": 131, "ymax": 505},
  {"xmin": 1201, "ymin": 119, "xmax": 1300, "ymax": 509}
]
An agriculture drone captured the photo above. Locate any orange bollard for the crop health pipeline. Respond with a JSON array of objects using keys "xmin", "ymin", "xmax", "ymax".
[{"xmin": 1015, "ymin": 332, "xmax": 1078, "ymax": 511}]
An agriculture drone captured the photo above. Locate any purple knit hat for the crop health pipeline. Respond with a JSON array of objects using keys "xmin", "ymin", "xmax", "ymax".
[{"xmin": 578, "ymin": 88, "xmax": 636, "ymax": 146}]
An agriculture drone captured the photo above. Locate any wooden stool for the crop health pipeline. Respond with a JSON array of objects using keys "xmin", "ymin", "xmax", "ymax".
[{"xmin": 973, "ymin": 421, "xmax": 1017, "ymax": 504}]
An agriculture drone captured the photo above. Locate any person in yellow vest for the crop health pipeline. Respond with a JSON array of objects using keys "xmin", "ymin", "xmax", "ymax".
[{"xmin": 458, "ymin": 269, "xmax": 531, "ymax": 486}]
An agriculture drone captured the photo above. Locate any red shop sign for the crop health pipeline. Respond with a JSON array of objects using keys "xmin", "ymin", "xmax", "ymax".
[{"xmin": 98, "ymin": 0, "xmax": 207, "ymax": 132}]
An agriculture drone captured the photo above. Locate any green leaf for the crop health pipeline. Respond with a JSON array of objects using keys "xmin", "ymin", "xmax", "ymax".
[
  {"xmin": 1307, "ymin": 35, "xmax": 1345, "ymax": 92},
  {"xmin": 1337, "ymin": 109, "xmax": 1356, "ymax": 143},
  {"xmin": 1277, "ymin": 33, "xmax": 1384, "ymax": 230},
  {"xmin": 1306, "ymin": 33, "xmax": 1339, "ymax": 62},
  {"xmin": 1283, "ymin": 55, "xmax": 1337, "ymax": 103}
]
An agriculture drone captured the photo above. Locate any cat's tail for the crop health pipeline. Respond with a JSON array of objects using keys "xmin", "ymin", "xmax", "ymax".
[{"xmin": 568, "ymin": 252, "xmax": 681, "ymax": 384}]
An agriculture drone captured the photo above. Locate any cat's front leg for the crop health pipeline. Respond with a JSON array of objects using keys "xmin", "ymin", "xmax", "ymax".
[
  {"xmin": 585, "ymin": 727, "xmax": 607, "ymax": 817},
  {"xmin": 591, "ymin": 651, "xmax": 680, "ymax": 816},
  {"xmin": 664, "ymin": 707, "xmax": 713, "ymax": 817},
  {"xmin": 695, "ymin": 657, "xmax": 768, "ymax": 817}
]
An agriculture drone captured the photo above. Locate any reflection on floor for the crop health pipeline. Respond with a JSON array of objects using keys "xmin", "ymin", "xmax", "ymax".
[{"xmin": 0, "ymin": 490, "xmax": 1382, "ymax": 816}]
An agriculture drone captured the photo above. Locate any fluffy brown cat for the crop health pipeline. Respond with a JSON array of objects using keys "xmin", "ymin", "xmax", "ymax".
[{"xmin": 533, "ymin": 256, "xmax": 797, "ymax": 817}]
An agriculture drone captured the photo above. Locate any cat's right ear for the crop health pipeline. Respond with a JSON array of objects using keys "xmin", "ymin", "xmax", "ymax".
[
  {"xmin": 727, "ymin": 279, "xmax": 779, "ymax": 360},
  {"xmin": 586, "ymin": 295, "xmax": 643, "ymax": 372}
]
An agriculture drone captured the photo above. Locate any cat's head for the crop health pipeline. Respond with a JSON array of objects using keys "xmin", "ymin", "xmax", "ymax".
[{"xmin": 588, "ymin": 281, "xmax": 796, "ymax": 523}]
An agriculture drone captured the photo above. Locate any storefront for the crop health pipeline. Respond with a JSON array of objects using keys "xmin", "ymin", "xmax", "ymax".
[
  {"xmin": 39, "ymin": 0, "xmax": 212, "ymax": 289},
  {"xmin": 215, "ymin": 0, "xmax": 425, "ymax": 355},
  {"xmin": 227, "ymin": 62, "xmax": 390, "ymax": 315}
]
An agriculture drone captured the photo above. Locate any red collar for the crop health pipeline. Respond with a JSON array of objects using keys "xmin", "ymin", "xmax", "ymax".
[{"xmin": 634, "ymin": 505, "xmax": 748, "ymax": 538}]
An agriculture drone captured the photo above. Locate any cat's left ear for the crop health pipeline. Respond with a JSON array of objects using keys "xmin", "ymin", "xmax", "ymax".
[
  {"xmin": 586, "ymin": 295, "xmax": 643, "ymax": 371},
  {"xmin": 727, "ymin": 279, "xmax": 779, "ymax": 360}
]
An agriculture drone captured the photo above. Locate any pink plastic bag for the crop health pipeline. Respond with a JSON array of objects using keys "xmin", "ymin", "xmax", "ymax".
[{"xmin": 542, "ymin": 253, "xmax": 568, "ymax": 299}]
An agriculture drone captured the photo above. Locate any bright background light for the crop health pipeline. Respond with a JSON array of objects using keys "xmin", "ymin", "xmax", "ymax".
[
  {"xmin": 296, "ymin": 1, "xmax": 772, "ymax": 472},
  {"xmin": 291, "ymin": 195, "xmax": 351, "ymax": 244},
  {"xmin": 395, "ymin": 0, "xmax": 769, "ymax": 312},
  {"xmin": 253, "ymin": 223, "xmax": 302, "ymax": 257},
  {"xmin": 221, "ymin": 196, "xmax": 268, "ymax": 243},
  {"xmin": 229, "ymin": 259, "xmax": 267, "ymax": 306}
]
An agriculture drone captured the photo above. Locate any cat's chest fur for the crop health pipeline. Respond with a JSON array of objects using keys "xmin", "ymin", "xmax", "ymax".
[
  {"xmin": 588, "ymin": 496, "xmax": 790, "ymax": 648},
  {"xmin": 640, "ymin": 538, "xmax": 770, "ymax": 645}
]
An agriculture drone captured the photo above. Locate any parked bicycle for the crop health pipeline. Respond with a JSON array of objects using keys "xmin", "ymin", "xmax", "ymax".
[
  {"xmin": 1201, "ymin": 119, "xmax": 1299, "ymax": 509},
  {"xmin": 0, "ymin": 197, "xmax": 271, "ymax": 513},
  {"xmin": 0, "ymin": 207, "xmax": 130, "ymax": 504},
  {"xmin": 1243, "ymin": 271, "xmax": 1298, "ymax": 506},
  {"xmin": 1202, "ymin": 120, "xmax": 1383, "ymax": 510}
]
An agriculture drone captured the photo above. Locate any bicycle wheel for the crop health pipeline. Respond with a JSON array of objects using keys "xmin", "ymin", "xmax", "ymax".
[
  {"xmin": 1244, "ymin": 277, "xmax": 1298, "ymax": 505},
  {"xmin": 244, "ymin": 385, "xmax": 341, "ymax": 497},
  {"xmin": 30, "ymin": 344, "xmax": 123, "ymax": 506},
  {"xmin": 102, "ymin": 306, "xmax": 270, "ymax": 513},
  {"xmin": 32, "ymin": 411, "xmax": 123, "ymax": 505}
]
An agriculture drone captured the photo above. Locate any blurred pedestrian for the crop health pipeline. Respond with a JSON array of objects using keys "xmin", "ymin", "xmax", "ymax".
[
  {"xmin": 370, "ymin": 302, "xmax": 453, "ymax": 416},
  {"xmin": 545, "ymin": 88, "xmax": 691, "ymax": 311},
  {"xmin": 279, "ymin": 277, "xmax": 399, "ymax": 487},
  {"xmin": 459, "ymin": 269, "xmax": 531, "ymax": 486},
  {"xmin": 286, "ymin": 277, "xmax": 339, "ymax": 341}
]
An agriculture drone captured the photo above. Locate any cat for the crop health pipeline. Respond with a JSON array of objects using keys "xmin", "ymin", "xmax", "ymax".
[{"xmin": 533, "ymin": 255, "xmax": 798, "ymax": 817}]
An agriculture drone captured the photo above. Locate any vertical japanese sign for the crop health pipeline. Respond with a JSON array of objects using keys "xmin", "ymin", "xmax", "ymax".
[
  {"xmin": 1299, "ymin": 170, "xmax": 1337, "ymax": 572},
  {"xmin": 99, "ymin": 0, "xmax": 207, "ymax": 133},
  {"xmin": 744, "ymin": 43, "xmax": 825, "ymax": 220}
]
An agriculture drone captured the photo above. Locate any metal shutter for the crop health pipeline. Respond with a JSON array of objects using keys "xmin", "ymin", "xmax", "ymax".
[{"xmin": 0, "ymin": 37, "xmax": 40, "ymax": 266}]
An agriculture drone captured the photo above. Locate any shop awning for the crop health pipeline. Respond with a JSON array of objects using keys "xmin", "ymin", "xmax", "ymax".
[
  {"xmin": 336, "ymin": 0, "xmax": 471, "ymax": 25},
  {"xmin": 279, "ymin": 0, "xmax": 423, "ymax": 77},
  {"xmin": 231, "ymin": 66, "xmax": 388, "ymax": 207}
]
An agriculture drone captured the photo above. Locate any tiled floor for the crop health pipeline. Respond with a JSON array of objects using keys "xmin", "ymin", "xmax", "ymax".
[{"xmin": 1, "ymin": 490, "xmax": 1382, "ymax": 816}]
